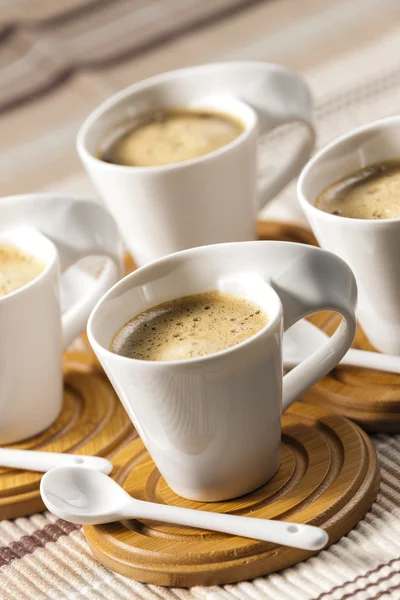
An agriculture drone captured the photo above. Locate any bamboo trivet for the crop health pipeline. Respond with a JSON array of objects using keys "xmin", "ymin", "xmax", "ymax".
[
  {"xmin": 84, "ymin": 402, "xmax": 379, "ymax": 587},
  {"xmin": 0, "ymin": 352, "xmax": 135, "ymax": 520}
]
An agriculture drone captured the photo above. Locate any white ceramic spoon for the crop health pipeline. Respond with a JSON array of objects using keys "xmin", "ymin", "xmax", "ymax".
[
  {"xmin": 0, "ymin": 449, "xmax": 112, "ymax": 474},
  {"xmin": 40, "ymin": 467, "xmax": 329, "ymax": 551},
  {"xmin": 283, "ymin": 319, "xmax": 400, "ymax": 373}
]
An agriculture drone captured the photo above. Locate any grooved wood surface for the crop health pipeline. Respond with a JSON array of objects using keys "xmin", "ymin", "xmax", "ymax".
[{"xmin": 84, "ymin": 402, "xmax": 379, "ymax": 587}]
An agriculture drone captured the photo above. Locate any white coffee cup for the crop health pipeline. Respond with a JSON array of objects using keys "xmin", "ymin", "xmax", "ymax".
[
  {"xmin": 88, "ymin": 241, "xmax": 356, "ymax": 501},
  {"xmin": 0, "ymin": 194, "xmax": 123, "ymax": 444},
  {"xmin": 298, "ymin": 116, "xmax": 400, "ymax": 355},
  {"xmin": 77, "ymin": 62, "xmax": 315, "ymax": 267}
]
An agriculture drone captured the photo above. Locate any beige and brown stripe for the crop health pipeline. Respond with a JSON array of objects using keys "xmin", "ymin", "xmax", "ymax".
[
  {"xmin": 0, "ymin": 0, "xmax": 267, "ymax": 116},
  {"xmin": 0, "ymin": 520, "xmax": 81, "ymax": 568}
]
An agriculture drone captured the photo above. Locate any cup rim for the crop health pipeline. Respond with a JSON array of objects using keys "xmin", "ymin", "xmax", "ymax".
[
  {"xmin": 0, "ymin": 227, "xmax": 57, "ymax": 305},
  {"xmin": 87, "ymin": 243, "xmax": 283, "ymax": 367},
  {"xmin": 76, "ymin": 66, "xmax": 257, "ymax": 174},
  {"xmin": 298, "ymin": 115, "xmax": 400, "ymax": 225}
]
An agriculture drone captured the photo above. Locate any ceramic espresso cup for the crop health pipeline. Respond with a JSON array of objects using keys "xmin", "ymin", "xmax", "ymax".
[
  {"xmin": 88, "ymin": 241, "xmax": 356, "ymax": 501},
  {"xmin": 77, "ymin": 62, "xmax": 315, "ymax": 267},
  {"xmin": 298, "ymin": 116, "xmax": 400, "ymax": 355},
  {"xmin": 0, "ymin": 194, "xmax": 123, "ymax": 444}
]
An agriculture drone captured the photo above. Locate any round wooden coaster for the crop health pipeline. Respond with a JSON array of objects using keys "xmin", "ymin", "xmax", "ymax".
[
  {"xmin": 302, "ymin": 311, "xmax": 400, "ymax": 432},
  {"xmin": 0, "ymin": 352, "xmax": 135, "ymax": 520},
  {"xmin": 84, "ymin": 402, "xmax": 379, "ymax": 587}
]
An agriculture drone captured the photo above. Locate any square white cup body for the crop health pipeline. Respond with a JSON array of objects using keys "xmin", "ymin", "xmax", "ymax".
[
  {"xmin": 79, "ymin": 94, "xmax": 258, "ymax": 267},
  {"xmin": 0, "ymin": 229, "xmax": 63, "ymax": 443},
  {"xmin": 298, "ymin": 116, "xmax": 400, "ymax": 354},
  {"xmin": 89, "ymin": 251, "xmax": 282, "ymax": 501}
]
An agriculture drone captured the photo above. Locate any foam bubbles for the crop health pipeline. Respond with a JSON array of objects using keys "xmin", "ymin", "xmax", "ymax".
[
  {"xmin": 0, "ymin": 245, "xmax": 45, "ymax": 297},
  {"xmin": 315, "ymin": 159, "xmax": 400, "ymax": 220},
  {"xmin": 102, "ymin": 109, "xmax": 244, "ymax": 168},
  {"xmin": 111, "ymin": 291, "xmax": 268, "ymax": 361}
]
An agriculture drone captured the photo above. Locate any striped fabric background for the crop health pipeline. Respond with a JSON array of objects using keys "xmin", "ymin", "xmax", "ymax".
[{"xmin": 2, "ymin": 0, "xmax": 400, "ymax": 598}]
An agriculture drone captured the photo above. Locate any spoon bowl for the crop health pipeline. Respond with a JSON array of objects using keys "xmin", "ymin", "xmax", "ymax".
[{"xmin": 41, "ymin": 467, "xmax": 134, "ymax": 524}]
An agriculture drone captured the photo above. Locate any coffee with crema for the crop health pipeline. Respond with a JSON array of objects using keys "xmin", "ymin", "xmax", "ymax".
[
  {"xmin": 111, "ymin": 291, "xmax": 268, "ymax": 361},
  {"xmin": 315, "ymin": 159, "xmax": 400, "ymax": 219},
  {"xmin": 0, "ymin": 244, "xmax": 45, "ymax": 298},
  {"xmin": 99, "ymin": 108, "xmax": 244, "ymax": 167}
]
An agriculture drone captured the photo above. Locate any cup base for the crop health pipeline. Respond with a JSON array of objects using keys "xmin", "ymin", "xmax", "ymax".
[
  {"xmin": 167, "ymin": 457, "xmax": 281, "ymax": 502},
  {"xmin": 0, "ymin": 402, "xmax": 62, "ymax": 446}
]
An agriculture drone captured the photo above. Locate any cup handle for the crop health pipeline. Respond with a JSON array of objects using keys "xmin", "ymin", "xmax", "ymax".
[
  {"xmin": 61, "ymin": 259, "xmax": 121, "ymax": 348},
  {"xmin": 254, "ymin": 68, "xmax": 316, "ymax": 210},
  {"xmin": 46, "ymin": 199, "xmax": 123, "ymax": 348},
  {"xmin": 273, "ymin": 250, "xmax": 357, "ymax": 412}
]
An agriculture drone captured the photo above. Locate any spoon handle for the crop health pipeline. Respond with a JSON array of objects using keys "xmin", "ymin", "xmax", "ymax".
[
  {"xmin": 135, "ymin": 502, "xmax": 328, "ymax": 551},
  {"xmin": 344, "ymin": 348, "xmax": 400, "ymax": 373},
  {"xmin": 0, "ymin": 449, "xmax": 112, "ymax": 474}
]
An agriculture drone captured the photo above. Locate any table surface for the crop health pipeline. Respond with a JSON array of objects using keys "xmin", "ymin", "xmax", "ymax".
[{"xmin": 2, "ymin": 1, "xmax": 400, "ymax": 599}]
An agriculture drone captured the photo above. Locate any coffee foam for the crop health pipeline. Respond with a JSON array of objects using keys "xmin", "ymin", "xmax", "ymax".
[
  {"xmin": 111, "ymin": 291, "xmax": 268, "ymax": 361},
  {"xmin": 100, "ymin": 108, "xmax": 244, "ymax": 167},
  {"xmin": 315, "ymin": 160, "xmax": 400, "ymax": 219},
  {"xmin": 0, "ymin": 244, "xmax": 45, "ymax": 297}
]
